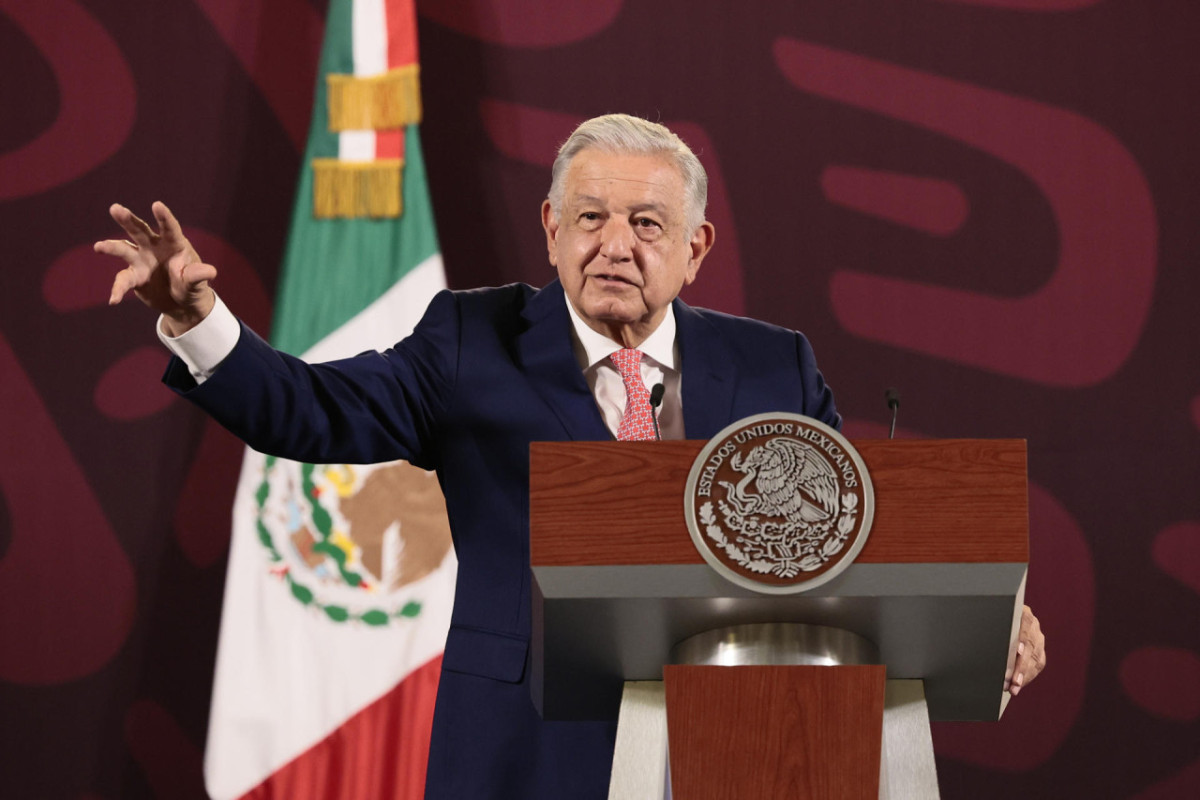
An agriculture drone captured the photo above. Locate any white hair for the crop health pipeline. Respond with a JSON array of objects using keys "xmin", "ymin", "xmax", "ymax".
[{"xmin": 547, "ymin": 114, "xmax": 708, "ymax": 233}]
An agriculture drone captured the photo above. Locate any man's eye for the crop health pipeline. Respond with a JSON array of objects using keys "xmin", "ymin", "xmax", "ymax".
[{"xmin": 635, "ymin": 218, "xmax": 662, "ymax": 229}]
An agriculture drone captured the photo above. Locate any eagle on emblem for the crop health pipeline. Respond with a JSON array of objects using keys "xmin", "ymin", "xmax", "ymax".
[{"xmin": 721, "ymin": 438, "xmax": 839, "ymax": 524}]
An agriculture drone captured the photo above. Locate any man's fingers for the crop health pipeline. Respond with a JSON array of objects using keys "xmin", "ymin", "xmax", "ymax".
[
  {"xmin": 1026, "ymin": 640, "xmax": 1046, "ymax": 675},
  {"xmin": 1009, "ymin": 646, "xmax": 1044, "ymax": 695},
  {"xmin": 109, "ymin": 265, "xmax": 142, "ymax": 305},
  {"xmin": 1003, "ymin": 641, "xmax": 1021, "ymax": 690},
  {"xmin": 152, "ymin": 201, "xmax": 185, "ymax": 243},
  {"xmin": 110, "ymin": 203, "xmax": 159, "ymax": 246},
  {"xmin": 179, "ymin": 261, "xmax": 218, "ymax": 289},
  {"xmin": 1007, "ymin": 606, "xmax": 1046, "ymax": 696},
  {"xmin": 93, "ymin": 238, "xmax": 139, "ymax": 262},
  {"xmin": 96, "ymin": 238, "xmax": 145, "ymax": 305},
  {"xmin": 1010, "ymin": 646, "xmax": 1028, "ymax": 695}
]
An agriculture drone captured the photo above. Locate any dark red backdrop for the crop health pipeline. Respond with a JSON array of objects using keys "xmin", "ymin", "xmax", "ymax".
[{"xmin": 2, "ymin": 0, "xmax": 1197, "ymax": 797}]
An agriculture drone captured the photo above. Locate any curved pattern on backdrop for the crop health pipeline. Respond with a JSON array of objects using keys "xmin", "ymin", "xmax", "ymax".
[{"xmin": 1, "ymin": 0, "xmax": 1196, "ymax": 796}]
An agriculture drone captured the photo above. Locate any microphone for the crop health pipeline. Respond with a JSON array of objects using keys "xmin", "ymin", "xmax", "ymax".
[
  {"xmin": 649, "ymin": 383, "xmax": 665, "ymax": 441},
  {"xmin": 884, "ymin": 388, "xmax": 900, "ymax": 439}
]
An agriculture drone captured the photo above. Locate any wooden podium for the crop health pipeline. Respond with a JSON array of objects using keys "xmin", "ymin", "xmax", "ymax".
[{"xmin": 529, "ymin": 439, "xmax": 1028, "ymax": 799}]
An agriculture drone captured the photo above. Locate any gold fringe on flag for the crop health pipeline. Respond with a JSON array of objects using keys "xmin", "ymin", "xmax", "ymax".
[
  {"xmin": 327, "ymin": 65, "xmax": 422, "ymax": 131},
  {"xmin": 312, "ymin": 159, "xmax": 404, "ymax": 219}
]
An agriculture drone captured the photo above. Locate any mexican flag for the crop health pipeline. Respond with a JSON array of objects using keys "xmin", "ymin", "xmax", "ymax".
[{"xmin": 203, "ymin": 1, "xmax": 456, "ymax": 797}]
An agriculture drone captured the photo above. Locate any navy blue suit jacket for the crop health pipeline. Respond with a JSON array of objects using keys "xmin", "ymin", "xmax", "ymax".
[{"xmin": 166, "ymin": 279, "xmax": 840, "ymax": 799}]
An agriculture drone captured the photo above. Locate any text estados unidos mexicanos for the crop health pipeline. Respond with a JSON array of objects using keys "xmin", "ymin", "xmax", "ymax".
[{"xmin": 695, "ymin": 422, "xmax": 858, "ymax": 497}]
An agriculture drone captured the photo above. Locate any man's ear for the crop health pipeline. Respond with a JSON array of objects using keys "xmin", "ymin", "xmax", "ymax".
[
  {"xmin": 541, "ymin": 200, "xmax": 559, "ymax": 266},
  {"xmin": 683, "ymin": 221, "xmax": 717, "ymax": 285}
]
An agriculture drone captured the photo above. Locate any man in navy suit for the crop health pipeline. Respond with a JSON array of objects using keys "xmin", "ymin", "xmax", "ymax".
[{"xmin": 99, "ymin": 114, "xmax": 1045, "ymax": 798}]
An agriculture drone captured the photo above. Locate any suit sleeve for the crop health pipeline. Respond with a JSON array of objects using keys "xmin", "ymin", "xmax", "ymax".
[
  {"xmin": 163, "ymin": 289, "xmax": 461, "ymax": 470},
  {"xmin": 796, "ymin": 332, "xmax": 841, "ymax": 430}
]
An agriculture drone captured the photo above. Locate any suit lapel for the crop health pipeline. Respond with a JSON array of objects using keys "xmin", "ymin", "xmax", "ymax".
[
  {"xmin": 515, "ymin": 281, "xmax": 611, "ymax": 441},
  {"xmin": 676, "ymin": 299, "xmax": 738, "ymax": 439}
]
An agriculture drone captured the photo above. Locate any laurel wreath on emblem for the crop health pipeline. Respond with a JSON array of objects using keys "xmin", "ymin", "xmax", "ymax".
[
  {"xmin": 254, "ymin": 456, "xmax": 422, "ymax": 626},
  {"xmin": 699, "ymin": 495, "xmax": 859, "ymax": 578}
]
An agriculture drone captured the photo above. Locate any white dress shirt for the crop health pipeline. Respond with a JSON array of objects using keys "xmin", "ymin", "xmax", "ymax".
[
  {"xmin": 159, "ymin": 290, "xmax": 685, "ymax": 440},
  {"xmin": 564, "ymin": 299, "xmax": 684, "ymax": 440},
  {"xmin": 157, "ymin": 293, "xmax": 240, "ymax": 383}
]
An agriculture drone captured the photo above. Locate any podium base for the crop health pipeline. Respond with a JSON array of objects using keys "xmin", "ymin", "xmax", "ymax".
[
  {"xmin": 609, "ymin": 681, "xmax": 671, "ymax": 800},
  {"xmin": 608, "ymin": 677, "xmax": 939, "ymax": 800},
  {"xmin": 881, "ymin": 680, "xmax": 940, "ymax": 799}
]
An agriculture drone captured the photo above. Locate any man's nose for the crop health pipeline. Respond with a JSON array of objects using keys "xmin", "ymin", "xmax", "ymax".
[{"xmin": 599, "ymin": 220, "xmax": 635, "ymax": 261}]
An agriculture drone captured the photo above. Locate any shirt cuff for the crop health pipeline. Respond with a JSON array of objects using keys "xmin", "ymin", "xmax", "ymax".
[{"xmin": 156, "ymin": 294, "xmax": 240, "ymax": 384}]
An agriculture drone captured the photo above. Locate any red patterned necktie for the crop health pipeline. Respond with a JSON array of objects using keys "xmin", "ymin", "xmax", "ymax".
[{"xmin": 612, "ymin": 348, "xmax": 657, "ymax": 441}]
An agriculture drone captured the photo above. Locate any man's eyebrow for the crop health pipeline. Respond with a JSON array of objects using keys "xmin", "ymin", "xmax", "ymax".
[
  {"xmin": 568, "ymin": 195, "xmax": 671, "ymax": 216},
  {"xmin": 568, "ymin": 195, "xmax": 670, "ymax": 212},
  {"xmin": 627, "ymin": 201, "xmax": 669, "ymax": 217}
]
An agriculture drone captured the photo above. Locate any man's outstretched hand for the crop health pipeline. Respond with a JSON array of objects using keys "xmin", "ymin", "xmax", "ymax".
[
  {"xmin": 95, "ymin": 202, "xmax": 216, "ymax": 335},
  {"xmin": 1006, "ymin": 604, "xmax": 1046, "ymax": 697}
]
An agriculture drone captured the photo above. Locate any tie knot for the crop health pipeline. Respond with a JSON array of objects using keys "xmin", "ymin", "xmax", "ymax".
[{"xmin": 611, "ymin": 348, "xmax": 644, "ymax": 381}]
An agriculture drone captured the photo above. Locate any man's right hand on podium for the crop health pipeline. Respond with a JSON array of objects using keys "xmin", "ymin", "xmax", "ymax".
[{"xmin": 1006, "ymin": 604, "xmax": 1046, "ymax": 696}]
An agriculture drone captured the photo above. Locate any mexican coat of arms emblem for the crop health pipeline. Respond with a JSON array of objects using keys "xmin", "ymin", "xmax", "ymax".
[{"xmin": 684, "ymin": 413, "xmax": 875, "ymax": 593}]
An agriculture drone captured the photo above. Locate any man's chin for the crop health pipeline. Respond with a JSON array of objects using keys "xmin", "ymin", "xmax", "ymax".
[{"xmin": 580, "ymin": 302, "xmax": 642, "ymax": 327}]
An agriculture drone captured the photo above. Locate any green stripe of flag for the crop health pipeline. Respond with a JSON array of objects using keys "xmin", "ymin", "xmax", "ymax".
[{"xmin": 270, "ymin": 0, "xmax": 440, "ymax": 356}]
